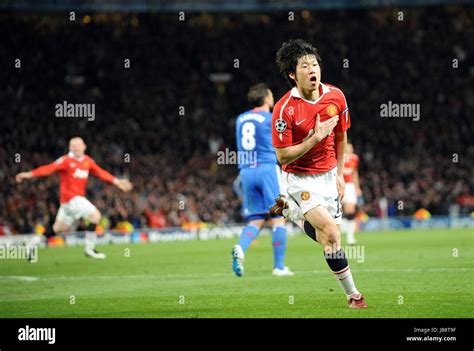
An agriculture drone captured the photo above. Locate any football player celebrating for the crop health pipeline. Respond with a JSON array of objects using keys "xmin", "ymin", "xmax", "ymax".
[
  {"xmin": 16, "ymin": 137, "xmax": 133, "ymax": 259},
  {"xmin": 270, "ymin": 39, "xmax": 367, "ymax": 308}
]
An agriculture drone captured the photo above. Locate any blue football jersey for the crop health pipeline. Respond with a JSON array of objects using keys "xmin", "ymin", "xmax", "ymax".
[{"xmin": 235, "ymin": 110, "xmax": 277, "ymax": 169}]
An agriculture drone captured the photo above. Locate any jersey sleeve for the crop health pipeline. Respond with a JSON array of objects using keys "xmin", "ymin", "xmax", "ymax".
[
  {"xmin": 335, "ymin": 89, "xmax": 351, "ymax": 133},
  {"xmin": 89, "ymin": 158, "xmax": 116, "ymax": 183},
  {"xmin": 31, "ymin": 156, "xmax": 68, "ymax": 177},
  {"xmin": 272, "ymin": 103, "xmax": 293, "ymax": 148}
]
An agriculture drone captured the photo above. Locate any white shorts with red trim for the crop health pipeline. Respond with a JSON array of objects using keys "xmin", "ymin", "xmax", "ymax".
[{"xmin": 285, "ymin": 167, "xmax": 342, "ymax": 225}]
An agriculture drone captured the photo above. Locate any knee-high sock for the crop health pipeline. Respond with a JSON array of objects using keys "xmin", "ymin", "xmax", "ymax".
[
  {"xmin": 84, "ymin": 223, "xmax": 98, "ymax": 252},
  {"xmin": 238, "ymin": 224, "xmax": 260, "ymax": 252},
  {"xmin": 345, "ymin": 214, "xmax": 356, "ymax": 243},
  {"xmin": 324, "ymin": 249, "xmax": 360, "ymax": 297},
  {"xmin": 272, "ymin": 225, "xmax": 287, "ymax": 270},
  {"xmin": 28, "ymin": 233, "xmax": 44, "ymax": 248},
  {"xmin": 341, "ymin": 218, "xmax": 348, "ymax": 234}
]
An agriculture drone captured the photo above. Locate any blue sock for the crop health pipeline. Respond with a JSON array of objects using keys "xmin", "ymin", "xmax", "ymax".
[
  {"xmin": 238, "ymin": 224, "xmax": 260, "ymax": 252},
  {"xmin": 272, "ymin": 225, "xmax": 287, "ymax": 270}
]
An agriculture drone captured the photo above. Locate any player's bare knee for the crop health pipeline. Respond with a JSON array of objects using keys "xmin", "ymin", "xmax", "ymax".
[
  {"xmin": 89, "ymin": 210, "xmax": 101, "ymax": 224},
  {"xmin": 52, "ymin": 223, "xmax": 60, "ymax": 233},
  {"xmin": 271, "ymin": 217, "xmax": 285, "ymax": 227},
  {"xmin": 343, "ymin": 204, "xmax": 356, "ymax": 215},
  {"xmin": 248, "ymin": 219, "xmax": 264, "ymax": 230},
  {"xmin": 53, "ymin": 222, "xmax": 69, "ymax": 234},
  {"xmin": 322, "ymin": 225, "xmax": 340, "ymax": 245}
]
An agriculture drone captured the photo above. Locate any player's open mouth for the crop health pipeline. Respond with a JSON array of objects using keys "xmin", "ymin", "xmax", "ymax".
[{"xmin": 310, "ymin": 76, "xmax": 317, "ymax": 82}]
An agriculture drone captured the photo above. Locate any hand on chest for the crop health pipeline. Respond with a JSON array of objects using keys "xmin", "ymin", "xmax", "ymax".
[{"xmin": 291, "ymin": 101, "xmax": 340, "ymax": 133}]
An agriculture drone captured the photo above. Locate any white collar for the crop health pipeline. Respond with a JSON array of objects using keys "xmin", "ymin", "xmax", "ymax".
[
  {"xmin": 291, "ymin": 83, "xmax": 329, "ymax": 105},
  {"xmin": 68, "ymin": 151, "xmax": 85, "ymax": 161}
]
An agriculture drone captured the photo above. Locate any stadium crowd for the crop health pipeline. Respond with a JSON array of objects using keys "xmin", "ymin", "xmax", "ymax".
[{"xmin": 1, "ymin": 5, "xmax": 473, "ymax": 234}]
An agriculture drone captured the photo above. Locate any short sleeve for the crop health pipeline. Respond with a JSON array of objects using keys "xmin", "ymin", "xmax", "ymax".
[
  {"xmin": 272, "ymin": 104, "xmax": 293, "ymax": 148},
  {"xmin": 334, "ymin": 89, "xmax": 350, "ymax": 133}
]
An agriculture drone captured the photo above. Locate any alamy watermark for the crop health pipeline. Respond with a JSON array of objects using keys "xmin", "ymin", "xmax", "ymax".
[
  {"xmin": 217, "ymin": 148, "xmax": 258, "ymax": 168},
  {"xmin": 380, "ymin": 101, "xmax": 420, "ymax": 121},
  {"xmin": 18, "ymin": 325, "xmax": 55, "ymax": 344},
  {"xmin": 0, "ymin": 244, "xmax": 37, "ymax": 263},
  {"xmin": 55, "ymin": 101, "xmax": 95, "ymax": 121},
  {"xmin": 324, "ymin": 245, "xmax": 365, "ymax": 263}
]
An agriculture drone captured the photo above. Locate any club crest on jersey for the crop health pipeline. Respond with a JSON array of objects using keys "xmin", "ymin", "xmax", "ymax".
[
  {"xmin": 301, "ymin": 191, "xmax": 310, "ymax": 201},
  {"xmin": 275, "ymin": 119, "xmax": 287, "ymax": 133},
  {"xmin": 327, "ymin": 104, "xmax": 338, "ymax": 117}
]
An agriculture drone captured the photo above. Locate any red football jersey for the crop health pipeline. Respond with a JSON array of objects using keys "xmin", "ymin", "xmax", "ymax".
[
  {"xmin": 272, "ymin": 83, "xmax": 351, "ymax": 174},
  {"xmin": 31, "ymin": 152, "xmax": 116, "ymax": 204},
  {"xmin": 343, "ymin": 153, "xmax": 359, "ymax": 183}
]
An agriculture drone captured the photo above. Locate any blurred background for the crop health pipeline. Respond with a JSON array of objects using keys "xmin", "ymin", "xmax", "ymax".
[{"xmin": 1, "ymin": 0, "xmax": 473, "ymax": 236}]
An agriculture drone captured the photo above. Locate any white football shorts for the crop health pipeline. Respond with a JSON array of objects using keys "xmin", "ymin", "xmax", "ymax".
[
  {"xmin": 285, "ymin": 167, "xmax": 342, "ymax": 224},
  {"xmin": 57, "ymin": 196, "xmax": 98, "ymax": 227}
]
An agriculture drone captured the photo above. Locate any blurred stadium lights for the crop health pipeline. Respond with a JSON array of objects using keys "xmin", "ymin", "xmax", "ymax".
[{"xmin": 2, "ymin": 0, "xmax": 473, "ymax": 11}]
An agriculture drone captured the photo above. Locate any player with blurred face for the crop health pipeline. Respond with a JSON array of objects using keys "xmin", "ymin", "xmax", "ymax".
[
  {"xmin": 69, "ymin": 137, "xmax": 86, "ymax": 157},
  {"xmin": 341, "ymin": 142, "xmax": 362, "ymax": 245},
  {"xmin": 269, "ymin": 39, "xmax": 367, "ymax": 308},
  {"xmin": 16, "ymin": 137, "xmax": 133, "ymax": 259}
]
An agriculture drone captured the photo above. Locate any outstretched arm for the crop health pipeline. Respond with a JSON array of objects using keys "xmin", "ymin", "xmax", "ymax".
[
  {"xmin": 16, "ymin": 157, "xmax": 66, "ymax": 183},
  {"xmin": 89, "ymin": 160, "xmax": 133, "ymax": 192},
  {"xmin": 113, "ymin": 178, "xmax": 133, "ymax": 192},
  {"xmin": 15, "ymin": 171, "xmax": 33, "ymax": 183}
]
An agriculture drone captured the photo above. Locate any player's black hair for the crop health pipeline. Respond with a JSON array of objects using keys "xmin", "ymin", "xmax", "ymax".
[
  {"xmin": 247, "ymin": 83, "xmax": 270, "ymax": 108},
  {"xmin": 276, "ymin": 39, "xmax": 322, "ymax": 86}
]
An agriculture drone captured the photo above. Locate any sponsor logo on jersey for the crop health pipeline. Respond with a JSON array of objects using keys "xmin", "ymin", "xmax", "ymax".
[{"xmin": 72, "ymin": 168, "xmax": 89, "ymax": 179}]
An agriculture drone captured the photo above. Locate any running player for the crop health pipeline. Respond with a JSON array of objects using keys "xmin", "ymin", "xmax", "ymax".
[{"xmin": 270, "ymin": 39, "xmax": 367, "ymax": 308}]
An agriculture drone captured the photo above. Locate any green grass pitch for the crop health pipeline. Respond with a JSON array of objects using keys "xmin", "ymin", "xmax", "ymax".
[{"xmin": 1, "ymin": 228, "xmax": 472, "ymax": 318}]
